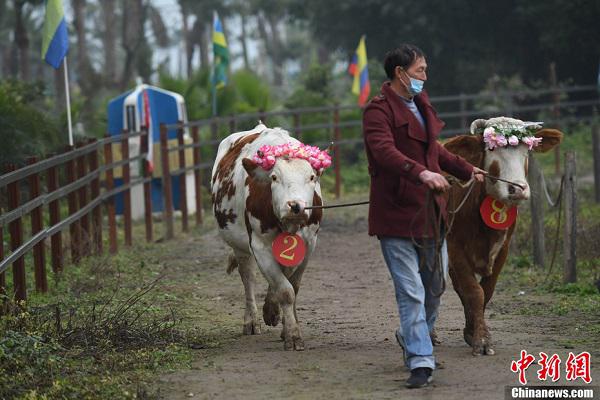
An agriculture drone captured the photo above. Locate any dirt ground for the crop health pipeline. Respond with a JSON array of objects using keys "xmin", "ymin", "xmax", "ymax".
[{"xmin": 157, "ymin": 207, "xmax": 599, "ymax": 400}]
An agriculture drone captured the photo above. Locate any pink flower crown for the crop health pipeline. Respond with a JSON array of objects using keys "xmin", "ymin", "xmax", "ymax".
[
  {"xmin": 483, "ymin": 127, "xmax": 543, "ymax": 151},
  {"xmin": 252, "ymin": 142, "xmax": 332, "ymax": 172}
]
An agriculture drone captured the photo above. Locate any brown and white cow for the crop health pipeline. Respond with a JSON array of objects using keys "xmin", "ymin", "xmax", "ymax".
[
  {"xmin": 211, "ymin": 123, "xmax": 323, "ymax": 351},
  {"xmin": 443, "ymin": 117, "xmax": 563, "ymax": 356}
]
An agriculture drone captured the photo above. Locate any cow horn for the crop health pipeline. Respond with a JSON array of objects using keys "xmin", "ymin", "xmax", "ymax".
[
  {"xmin": 470, "ymin": 119, "xmax": 488, "ymax": 135},
  {"xmin": 323, "ymin": 142, "xmax": 334, "ymax": 153}
]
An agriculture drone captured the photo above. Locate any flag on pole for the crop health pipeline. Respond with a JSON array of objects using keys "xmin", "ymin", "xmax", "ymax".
[
  {"xmin": 212, "ymin": 12, "xmax": 229, "ymax": 89},
  {"xmin": 41, "ymin": 0, "xmax": 69, "ymax": 69},
  {"xmin": 349, "ymin": 35, "xmax": 370, "ymax": 106}
]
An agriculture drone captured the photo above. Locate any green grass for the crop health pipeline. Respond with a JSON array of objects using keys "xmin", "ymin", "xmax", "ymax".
[{"xmin": 0, "ymin": 218, "xmax": 222, "ymax": 399}]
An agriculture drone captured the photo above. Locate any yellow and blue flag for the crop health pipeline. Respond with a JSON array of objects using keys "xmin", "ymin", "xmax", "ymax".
[
  {"xmin": 212, "ymin": 13, "xmax": 229, "ymax": 89},
  {"xmin": 41, "ymin": 0, "xmax": 69, "ymax": 69},
  {"xmin": 349, "ymin": 35, "xmax": 370, "ymax": 106}
]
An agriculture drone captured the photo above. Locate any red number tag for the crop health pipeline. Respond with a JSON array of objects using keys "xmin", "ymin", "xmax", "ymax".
[
  {"xmin": 272, "ymin": 233, "xmax": 306, "ymax": 267},
  {"xmin": 480, "ymin": 195, "xmax": 518, "ymax": 230}
]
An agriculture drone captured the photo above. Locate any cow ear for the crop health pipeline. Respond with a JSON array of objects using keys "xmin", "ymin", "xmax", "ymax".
[
  {"xmin": 443, "ymin": 134, "xmax": 485, "ymax": 167},
  {"xmin": 533, "ymin": 128, "xmax": 563, "ymax": 153},
  {"xmin": 242, "ymin": 158, "xmax": 270, "ymax": 181}
]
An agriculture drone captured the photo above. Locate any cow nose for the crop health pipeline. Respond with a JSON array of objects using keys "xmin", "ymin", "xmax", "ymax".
[
  {"xmin": 287, "ymin": 201, "xmax": 302, "ymax": 214},
  {"xmin": 509, "ymin": 182, "xmax": 528, "ymax": 198}
]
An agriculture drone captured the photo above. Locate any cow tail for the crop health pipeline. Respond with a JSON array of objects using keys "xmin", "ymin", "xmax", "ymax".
[{"xmin": 226, "ymin": 254, "xmax": 239, "ymax": 274}]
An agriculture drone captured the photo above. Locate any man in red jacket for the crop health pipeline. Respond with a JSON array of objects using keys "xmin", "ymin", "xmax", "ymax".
[{"xmin": 362, "ymin": 44, "xmax": 485, "ymax": 388}]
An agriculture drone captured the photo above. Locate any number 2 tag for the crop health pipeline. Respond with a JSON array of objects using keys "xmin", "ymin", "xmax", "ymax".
[
  {"xmin": 480, "ymin": 195, "xmax": 518, "ymax": 230},
  {"xmin": 272, "ymin": 233, "xmax": 306, "ymax": 267}
]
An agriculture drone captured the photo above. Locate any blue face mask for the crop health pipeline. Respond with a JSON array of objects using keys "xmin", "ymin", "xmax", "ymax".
[
  {"xmin": 408, "ymin": 77, "xmax": 424, "ymax": 95},
  {"xmin": 400, "ymin": 68, "xmax": 425, "ymax": 96}
]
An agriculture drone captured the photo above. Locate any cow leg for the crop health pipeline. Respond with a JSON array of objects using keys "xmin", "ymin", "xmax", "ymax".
[
  {"xmin": 237, "ymin": 253, "xmax": 262, "ymax": 335},
  {"xmin": 449, "ymin": 262, "xmax": 487, "ymax": 355},
  {"xmin": 449, "ymin": 265, "xmax": 474, "ymax": 346},
  {"xmin": 251, "ymin": 238, "xmax": 304, "ymax": 351},
  {"xmin": 263, "ymin": 286, "xmax": 281, "ymax": 327}
]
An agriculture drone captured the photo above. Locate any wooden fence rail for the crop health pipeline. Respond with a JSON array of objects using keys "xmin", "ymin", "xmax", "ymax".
[{"xmin": 1, "ymin": 85, "xmax": 598, "ymax": 302}]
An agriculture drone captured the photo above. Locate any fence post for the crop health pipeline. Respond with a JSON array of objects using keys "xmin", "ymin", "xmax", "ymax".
[
  {"xmin": 333, "ymin": 104, "xmax": 342, "ymax": 199},
  {"xmin": 528, "ymin": 155, "xmax": 545, "ymax": 268},
  {"xmin": 88, "ymin": 139, "xmax": 102, "ymax": 254},
  {"xmin": 0, "ymin": 224, "xmax": 5, "ymax": 308},
  {"xmin": 550, "ymin": 62, "xmax": 561, "ymax": 176},
  {"xmin": 6, "ymin": 164, "xmax": 26, "ymax": 301},
  {"xmin": 294, "ymin": 112, "xmax": 302, "ymax": 141},
  {"xmin": 160, "ymin": 124, "xmax": 175, "ymax": 239},
  {"xmin": 229, "ymin": 115, "xmax": 237, "ymax": 133},
  {"xmin": 177, "ymin": 125, "xmax": 189, "ymax": 233},
  {"xmin": 76, "ymin": 142, "xmax": 91, "ymax": 257},
  {"xmin": 47, "ymin": 156, "xmax": 63, "ymax": 272},
  {"xmin": 592, "ymin": 118, "xmax": 600, "ymax": 203},
  {"xmin": 65, "ymin": 147, "xmax": 81, "ymax": 263},
  {"xmin": 210, "ymin": 118, "xmax": 219, "ymax": 157},
  {"xmin": 563, "ymin": 151, "xmax": 577, "ymax": 283},
  {"xmin": 141, "ymin": 128, "xmax": 153, "ymax": 242},
  {"xmin": 26, "ymin": 157, "xmax": 47, "ymax": 293},
  {"xmin": 259, "ymin": 109, "xmax": 267, "ymax": 124},
  {"xmin": 104, "ymin": 135, "xmax": 118, "ymax": 254},
  {"xmin": 191, "ymin": 126, "xmax": 203, "ymax": 226},
  {"xmin": 121, "ymin": 130, "xmax": 132, "ymax": 246},
  {"xmin": 459, "ymin": 93, "xmax": 467, "ymax": 131}
]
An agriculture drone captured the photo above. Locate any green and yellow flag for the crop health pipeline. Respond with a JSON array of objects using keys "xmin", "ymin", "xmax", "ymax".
[{"xmin": 212, "ymin": 12, "xmax": 229, "ymax": 89}]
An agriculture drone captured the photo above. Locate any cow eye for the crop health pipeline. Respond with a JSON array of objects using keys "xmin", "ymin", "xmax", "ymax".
[
  {"xmin": 310, "ymin": 174, "xmax": 315, "ymax": 181},
  {"xmin": 271, "ymin": 175, "xmax": 277, "ymax": 182}
]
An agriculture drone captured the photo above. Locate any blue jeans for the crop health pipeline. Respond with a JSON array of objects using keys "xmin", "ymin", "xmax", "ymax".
[{"xmin": 379, "ymin": 236, "xmax": 448, "ymax": 370}]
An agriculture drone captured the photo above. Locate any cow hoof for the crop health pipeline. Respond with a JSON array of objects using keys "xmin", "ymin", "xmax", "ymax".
[
  {"xmin": 484, "ymin": 344, "xmax": 495, "ymax": 356},
  {"xmin": 243, "ymin": 321, "xmax": 261, "ymax": 335},
  {"xmin": 280, "ymin": 328, "xmax": 285, "ymax": 341},
  {"xmin": 283, "ymin": 336, "xmax": 305, "ymax": 351},
  {"xmin": 463, "ymin": 330, "xmax": 474, "ymax": 346},
  {"xmin": 263, "ymin": 301, "xmax": 280, "ymax": 327}
]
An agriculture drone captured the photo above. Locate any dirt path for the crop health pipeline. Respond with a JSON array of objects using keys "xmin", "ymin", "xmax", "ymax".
[{"xmin": 158, "ymin": 211, "xmax": 599, "ymax": 400}]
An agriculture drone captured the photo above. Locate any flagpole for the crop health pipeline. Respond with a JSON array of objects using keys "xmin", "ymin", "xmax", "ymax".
[
  {"xmin": 212, "ymin": 69, "xmax": 217, "ymax": 117},
  {"xmin": 63, "ymin": 55, "xmax": 74, "ymax": 146}
]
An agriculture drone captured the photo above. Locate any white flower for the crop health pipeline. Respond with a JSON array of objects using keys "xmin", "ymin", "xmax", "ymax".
[{"xmin": 508, "ymin": 135, "xmax": 519, "ymax": 146}]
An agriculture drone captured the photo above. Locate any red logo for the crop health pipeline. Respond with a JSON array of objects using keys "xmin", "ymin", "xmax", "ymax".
[
  {"xmin": 272, "ymin": 233, "xmax": 306, "ymax": 267},
  {"xmin": 511, "ymin": 350, "xmax": 536, "ymax": 385},
  {"xmin": 566, "ymin": 352, "xmax": 592, "ymax": 383},
  {"xmin": 480, "ymin": 195, "xmax": 518, "ymax": 230},
  {"xmin": 537, "ymin": 352, "xmax": 562, "ymax": 382},
  {"xmin": 511, "ymin": 351, "xmax": 593, "ymax": 385}
]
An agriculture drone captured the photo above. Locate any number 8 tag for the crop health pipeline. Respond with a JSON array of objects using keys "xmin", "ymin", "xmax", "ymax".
[
  {"xmin": 272, "ymin": 233, "xmax": 306, "ymax": 267},
  {"xmin": 479, "ymin": 195, "xmax": 518, "ymax": 230}
]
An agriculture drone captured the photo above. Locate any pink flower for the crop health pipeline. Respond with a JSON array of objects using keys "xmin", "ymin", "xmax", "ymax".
[
  {"xmin": 252, "ymin": 142, "xmax": 332, "ymax": 171},
  {"xmin": 508, "ymin": 135, "xmax": 519, "ymax": 146},
  {"xmin": 522, "ymin": 136, "xmax": 543, "ymax": 150}
]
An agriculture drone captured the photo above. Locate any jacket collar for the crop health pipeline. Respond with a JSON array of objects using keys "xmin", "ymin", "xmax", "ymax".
[{"xmin": 380, "ymin": 82, "xmax": 445, "ymax": 139}]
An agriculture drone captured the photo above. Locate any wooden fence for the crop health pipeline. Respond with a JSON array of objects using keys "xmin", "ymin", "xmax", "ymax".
[{"xmin": 1, "ymin": 84, "xmax": 599, "ymax": 302}]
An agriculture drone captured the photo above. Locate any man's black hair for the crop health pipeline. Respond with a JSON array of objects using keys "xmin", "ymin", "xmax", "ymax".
[{"xmin": 383, "ymin": 44, "xmax": 426, "ymax": 80}]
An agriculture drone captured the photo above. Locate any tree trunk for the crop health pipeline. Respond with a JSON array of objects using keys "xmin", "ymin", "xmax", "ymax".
[
  {"xmin": 100, "ymin": 0, "xmax": 117, "ymax": 88},
  {"xmin": 54, "ymin": 64, "xmax": 65, "ymax": 112},
  {"xmin": 120, "ymin": 0, "xmax": 145, "ymax": 89},
  {"xmin": 180, "ymin": 4, "xmax": 193, "ymax": 78},
  {"xmin": 240, "ymin": 13, "xmax": 250, "ymax": 70},
  {"xmin": 198, "ymin": 21, "xmax": 209, "ymax": 70},
  {"xmin": 257, "ymin": 12, "xmax": 283, "ymax": 86},
  {"xmin": 72, "ymin": 0, "xmax": 95, "ymax": 93},
  {"xmin": 14, "ymin": 0, "xmax": 29, "ymax": 81}
]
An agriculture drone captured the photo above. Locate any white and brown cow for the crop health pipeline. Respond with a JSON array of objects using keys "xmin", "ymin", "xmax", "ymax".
[
  {"xmin": 443, "ymin": 117, "xmax": 563, "ymax": 356},
  {"xmin": 211, "ymin": 123, "xmax": 323, "ymax": 351}
]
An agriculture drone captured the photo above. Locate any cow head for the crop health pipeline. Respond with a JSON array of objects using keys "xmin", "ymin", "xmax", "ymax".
[
  {"xmin": 446, "ymin": 117, "xmax": 563, "ymax": 205},
  {"xmin": 242, "ymin": 157, "xmax": 320, "ymax": 233}
]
